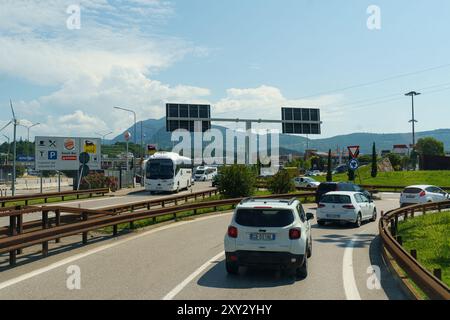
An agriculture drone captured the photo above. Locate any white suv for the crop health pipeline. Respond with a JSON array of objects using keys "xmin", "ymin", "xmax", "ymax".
[{"xmin": 224, "ymin": 198, "xmax": 314, "ymax": 279}]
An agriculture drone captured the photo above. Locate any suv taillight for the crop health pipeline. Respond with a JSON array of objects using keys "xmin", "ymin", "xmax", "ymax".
[
  {"xmin": 228, "ymin": 226, "xmax": 238, "ymax": 238},
  {"xmin": 419, "ymin": 191, "xmax": 426, "ymax": 197},
  {"xmin": 289, "ymin": 228, "xmax": 301, "ymax": 240}
]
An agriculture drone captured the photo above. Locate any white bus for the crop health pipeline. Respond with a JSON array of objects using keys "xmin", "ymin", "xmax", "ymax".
[{"xmin": 144, "ymin": 152, "xmax": 193, "ymax": 194}]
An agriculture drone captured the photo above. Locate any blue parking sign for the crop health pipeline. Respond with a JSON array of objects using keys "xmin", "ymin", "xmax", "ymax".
[{"xmin": 48, "ymin": 151, "xmax": 58, "ymax": 160}]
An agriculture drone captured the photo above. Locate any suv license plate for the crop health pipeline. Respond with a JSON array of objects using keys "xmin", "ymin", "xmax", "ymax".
[{"xmin": 250, "ymin": 233, "xmax": 275, "ymax": 241}]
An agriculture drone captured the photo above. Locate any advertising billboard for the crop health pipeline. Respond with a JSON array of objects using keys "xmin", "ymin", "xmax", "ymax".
[{"xmin": 35, "ymin": 137, "xmax": 102, "ymax": 171}]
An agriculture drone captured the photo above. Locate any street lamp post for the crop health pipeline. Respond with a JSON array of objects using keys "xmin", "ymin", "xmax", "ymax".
[
  {"xmin": 19, "ymin": 122, "xmax": 40, "ymax": 164},
  {"xmin": 114, "ymin": 107, "xmax": 137, "ymax": 186},
  {"xmin": 405, "ymin": 91, "xmax": 421, "ymax": 148},
  {"xmin": 95, "ymin": 131, "xmax": 113, "ymax": 145},
  {"xmin": 2, "ymin": 135, "xmax": 10, "ymax": 166}
]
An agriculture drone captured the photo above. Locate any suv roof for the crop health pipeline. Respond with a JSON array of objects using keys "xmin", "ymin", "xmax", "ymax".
[{"xmin": 237, "ymin": 198, "xmax": 299, "ymax": 209}]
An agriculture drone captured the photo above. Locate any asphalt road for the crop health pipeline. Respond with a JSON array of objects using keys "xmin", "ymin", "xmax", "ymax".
[
  {"xmin": 0, "ymin": 192, "xmax": 408, "ymax": 300},
  {"xmin": 0, "ymin": 182, "xmax": 214, "ymax": 227}
]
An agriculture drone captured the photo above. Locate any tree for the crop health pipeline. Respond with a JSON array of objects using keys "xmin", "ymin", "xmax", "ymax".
[
  {"xmin": 371, "ymin": 143, "xmax": 378, "ymax": 178},
  {"xmin": 387, "ymin": 153, "xmax": 402, "ymax": 171},
  {"xmin": 326, "ymin": 149, "xmax": 332, "ymax": 182},
  {"xmin": 268, "ymin": 169, "xmax": 295, "ymax": 194},
  {"xmin": 217, "ymin": 165, "xmax": 257, "ymax": 198},
  {"xmin": 415, "ymin": 137, "xmax": 444, "ymax": 156}
]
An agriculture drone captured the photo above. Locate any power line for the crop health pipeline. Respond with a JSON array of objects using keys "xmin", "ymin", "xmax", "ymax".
[
  {"xmin": 297, "ymin": 63, "xmax": 450, "ymax": 100},
  {"xmin": 325, "ymin": 85, "xmax": 450, "ymax": 115}
]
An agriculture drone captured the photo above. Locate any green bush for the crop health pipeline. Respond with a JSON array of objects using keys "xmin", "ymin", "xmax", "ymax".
[
  {"xmin": 80, "ymin": 173, "xmax": 118, "ymax": 191},
  {"xmin": 217, "ymin": 165, "xmax": 257, "ymax": 198},
  {"xmin": 268, "ymin": 169, "xmax": 295, "ymax": 194}
]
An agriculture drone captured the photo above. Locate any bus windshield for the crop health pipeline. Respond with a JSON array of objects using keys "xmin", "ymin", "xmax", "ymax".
[{"xmin": 146, "ymin": 159, "xmax": 174, "ymax": 180}]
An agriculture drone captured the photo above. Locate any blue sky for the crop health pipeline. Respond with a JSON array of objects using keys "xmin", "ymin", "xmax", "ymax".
[{"xmin": 1, "ymin": 0, "xmax": 450, "ymax": 141}]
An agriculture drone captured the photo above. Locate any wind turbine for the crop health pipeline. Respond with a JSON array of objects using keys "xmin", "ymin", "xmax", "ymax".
[{"xmin": 0, "ymin": 100, "xmax": 19, "ymax": 195}]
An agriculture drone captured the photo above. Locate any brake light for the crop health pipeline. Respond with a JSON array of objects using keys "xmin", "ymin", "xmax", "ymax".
[
  {"xmin": 343, "ymin": 205, "xmax": 355, "ymax": 209},
  {"xmin": 228, "ymin": 226, "xmax": 238, "ymax": 238},
  {"xmin": 419, "ymin": 191, "xmax": 426, "ymax": 197},
  {"xmin": 254, "ymin": 206, "xmax": 273, "ymax": 209},
  {"xmin": 289, "ymin": 228, "xmax": 301, "ymax": 240},
  {"xmin": 318, "ymin": 204, "xmax": 326, "ymax": 208}
]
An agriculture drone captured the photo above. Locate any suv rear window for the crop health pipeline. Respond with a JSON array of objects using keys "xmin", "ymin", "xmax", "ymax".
[
  {"xmin": 318, "ymin": 183, "xmax": 337, "ymax": 193},
  {"xmin": 403, "ymin": 187, "xmax": 423, "ymax": 194},
  {"xmin": 235, "ymin": 209, "xmax": 294, "ymax": 227},
  {"xmin": 320, "ymin": 194, "xmax": 351, "ymax": 204}
]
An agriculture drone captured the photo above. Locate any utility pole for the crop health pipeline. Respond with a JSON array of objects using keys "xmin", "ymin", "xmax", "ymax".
[{"xmin": 405, "ymin": 91, "xmax": 421, "ymax": 148}]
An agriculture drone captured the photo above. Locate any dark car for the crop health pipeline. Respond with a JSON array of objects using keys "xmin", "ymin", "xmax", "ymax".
[{"xmin": 315, "ymin": 182, "xmax": 372, "ymax": 204}]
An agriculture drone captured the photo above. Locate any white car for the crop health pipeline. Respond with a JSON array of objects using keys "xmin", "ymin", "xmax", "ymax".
[
  {"xmin": 293, "ymin": 177, "xmax": 320, "ymax": 189},
  {"xmin": 194, "ymin": 166, "xmax": 218, "ymax": 181},
  {"xmin": 317, "ymin": 191, "xmax": 377, "ymax": 227},
  {"xmin": 224, "ymin": 198, "xmax": 313, "ymax": 279},
  {"xmin": 400, "ymin": 185, "xmax": 449, "ymax": 207}
]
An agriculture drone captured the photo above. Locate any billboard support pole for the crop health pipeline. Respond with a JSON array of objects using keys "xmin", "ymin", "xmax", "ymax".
[{"xmin": 77, "ymin": 166, "xmax": 84, "ymax": 191}]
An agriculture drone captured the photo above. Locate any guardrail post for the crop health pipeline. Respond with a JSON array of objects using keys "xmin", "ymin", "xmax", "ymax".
[
  {"xmin": 437, "ymin": 203, "xmax": 441, "ymax": 212},
  {"xmin": 411, "ymin": 208, "xmax": 415, "ymax": 218},
  {"xmin": 42, "ymin": 210, "xmax": 49, "ymax": 257},
  {"xmin": 162, "ymin": 201, "xmax": 165, "ymax": 208},
  {"xmin": 433, "ymin": 269, "xmax": 442, "ymax": 281},
  {"xmin": 16, "ymin": 213, "xmax": 23, "ymax": 255},
  {"xmin": 82, "ymin": 212, "xmax": 88, "ymax": 244},
  {"xmin": 194, "ymin": 194, "xmax": 197, "ymax": 201},
  {"xmin": 404, "ymin": 211, "xmax": 408, "ymax": 220},
  {"xmin": 410, "ymin": 249, "xmax": 417, "ymax": 259},
  {"xmin": 130, "ymin": 221, "xmax": 134, "ymax": 230},
  {"xmin": 55, "ymin": 209, "xmax": 61, "ymax": 243},
  {"xmin": 175, "ymin": 198, "xmax": 178, "ymax": 205},
  {"xmin": 422, "ymin": 205, "xmax": 426, "ymax": 215},
  {"xmin": 185, "ymin": 196, "xmax": 188, "ymax": 203},
  {"xmin": 113, "ymin": 225, "xmax": 118, "ymax": 236},
  {"xmin": 9, "ymin": 215, "xmax": 17, "ymax": 266}
]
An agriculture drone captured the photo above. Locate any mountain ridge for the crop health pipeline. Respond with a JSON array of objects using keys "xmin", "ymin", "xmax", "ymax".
[{"xmin": 110, "ymin": 118, "xmax": 450, "ymax": 154}]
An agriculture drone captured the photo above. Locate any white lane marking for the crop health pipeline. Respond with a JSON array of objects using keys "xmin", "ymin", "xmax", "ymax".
[
  {"xmin": 162, "ymin": 251, "xmax": 225, "ymax": 300},
  {"xmin": 0, "ymin": 212, "xmax": 233, "ymax": 291},
  {"xmin": 342, "ymin": 227, "xmax": 370, "ymax": 301}
]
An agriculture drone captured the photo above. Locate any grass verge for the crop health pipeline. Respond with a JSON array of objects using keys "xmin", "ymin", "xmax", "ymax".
[
  {"xmin": 397, "ymin": 211, "xmax": 450, "ymax": 287},
  {"xmin": 317, "ymin": 167, "xmax": 450, "ymax": 189}
]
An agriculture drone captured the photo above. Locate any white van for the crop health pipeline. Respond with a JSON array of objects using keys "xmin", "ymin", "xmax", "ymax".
[{"xmin": 194, "ymin": 166, "xmax": 218, "ymax": 182}]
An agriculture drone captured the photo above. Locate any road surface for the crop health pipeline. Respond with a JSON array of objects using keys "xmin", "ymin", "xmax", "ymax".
[
  {"xmin": 0, "ymin": 182, "xmax": 214, "ymax": 227},
  {"xmin": 0, "ymin": 192, "xmax": 407, "ymax": 300}
]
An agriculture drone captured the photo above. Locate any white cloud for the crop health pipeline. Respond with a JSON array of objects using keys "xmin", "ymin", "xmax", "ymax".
[
  {"xmin": 0, "ymin": 0, "xmax": 212, "ymax": 137},
  {"xmin": 215, "ymin": 85, "xmax": 344, "ymax": 122}
]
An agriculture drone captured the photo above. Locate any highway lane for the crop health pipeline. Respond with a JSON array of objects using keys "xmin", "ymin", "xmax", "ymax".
[
  {"xmin": 0, "ymin": 193, "xmax": 407, "ymax": 300},
  {"xmin": 0, "ymin": 182, "xmax": 214, "ymax": 227}
]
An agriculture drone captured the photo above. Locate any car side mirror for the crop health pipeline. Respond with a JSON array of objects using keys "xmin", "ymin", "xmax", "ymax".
[{"xmin": 306, "ymin": 213, "xmax": 314, "ymax": 221}]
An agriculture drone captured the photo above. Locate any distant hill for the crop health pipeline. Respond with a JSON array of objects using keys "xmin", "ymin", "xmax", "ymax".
[{"xmin": 110, "ymin": 118, "xmax": 450, "ymax": 155}]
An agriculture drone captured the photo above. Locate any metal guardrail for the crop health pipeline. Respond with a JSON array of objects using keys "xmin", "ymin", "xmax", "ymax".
[
  {"xmin": 0, "ymin": 190, "xmax": 315, "ymax": 267},
  {"xmin": 379, "ymin": 200, "xmax": 450, "ymax": 300},
  {"xmin": 0, "ymin": 188, "xmax": 110, "ymax": 207}
]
